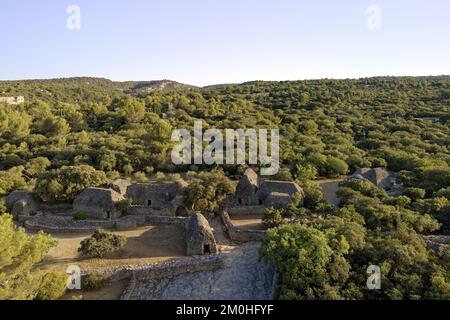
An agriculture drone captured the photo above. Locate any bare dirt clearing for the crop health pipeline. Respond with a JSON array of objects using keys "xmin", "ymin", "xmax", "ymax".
[
  {"xmin": 231, "ymin": 216, "xmax": 265, "ymax": 231},
  {"xmin": 36, "ymin": 225, "xmax": 186, "ymax": 273}
]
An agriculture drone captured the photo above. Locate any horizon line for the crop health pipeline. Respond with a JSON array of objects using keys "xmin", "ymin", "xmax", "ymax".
[{"xmin": 0, "ymin": 74, "xmax": 449, "ymax": 88}]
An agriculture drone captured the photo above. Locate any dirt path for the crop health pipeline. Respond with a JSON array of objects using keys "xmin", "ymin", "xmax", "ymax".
[
  {"xmin": 318, "ymin": 178, "xmax": 344, "ymax": 208},
  {"xmin": 129, "ymin": 242, "xmax": 275, "ymax": 300}
]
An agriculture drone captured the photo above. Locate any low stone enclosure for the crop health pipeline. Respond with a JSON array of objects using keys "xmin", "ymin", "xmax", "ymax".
[
  {"xmin": 123, "ymin": 242, "xmax": 277, "ymax": 300},
  {"xmin": 24, "ymin": 213, "xmax": 186, "ymax": 234},
  {"xmin": 117, "ymin": 255, "xmax": 224, "ymax": 300},
  {"xmin": 221, "ymin": 211, "xmax": 266, "ymax": 242},
  {"xmin": 226, "ymin": 205, "xmax": 266, "ymax": 216}
]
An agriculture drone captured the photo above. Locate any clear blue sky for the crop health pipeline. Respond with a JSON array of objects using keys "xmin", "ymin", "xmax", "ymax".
[{"xmin": 0, "ymin": 0, "xmax": 449, "ymax": 86}]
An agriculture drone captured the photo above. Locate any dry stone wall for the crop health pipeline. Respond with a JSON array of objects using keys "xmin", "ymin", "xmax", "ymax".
[
  {"xmin": 24, "ymin": 213, "xmax": 187, "ymax": 233},
  {"xmin": 221, "ymin": 211, "xmax": 266, "ymax": 242},
  {"xmin": 226, "ymin": 205, "xmax": 266, "ymax": 216}
]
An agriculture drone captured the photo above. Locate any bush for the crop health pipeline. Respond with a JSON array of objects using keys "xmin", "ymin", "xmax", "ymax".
[
  {"xmin": 0, "ymin": 200, "xmax": 7, "ymax": 215},
  {"xmin": 404, "ymin": 188, "xmax": 426, "ymax": 201},
  {"xmin": 301, "ymin": 182, "xmax": 325, "ymax": 210},
  {"xmin": 82, "ymin": 273, "xmax": 106, "ymax": 291},
  {"xmin": 263, "ymin": 207, "xmax": 283, "ymax": 228},
  {"xmin": 325, "ymin": 157, "xmax": 349, "ymax": 178},
  {"xmin": 383, "ymin": 195, "xmax": 411, "ymax": 207},
  {"xmin": 155, "ymin": 171, "xmax": 166, "ymax": 182},
  {"xmin": 73, "ymin": 211, "xmax": 88, "ymax": 221},
  {"xmin": 35, "ymin": 272, "xmax": 67, "ymax": 300},
  {"xmin": 435, "ymin": 187, "xmax": 450, "ymax": 200},
  {"xmin": 133, "ymin": 171, "xmax": 149, "ymax": 183},
  {"xmin": 78, "ymin": 229, "xmax": 127, "ymax": 258},
  {"xmin": 116, "ymin": 198, "xmax": 132, "ymax": 215}
]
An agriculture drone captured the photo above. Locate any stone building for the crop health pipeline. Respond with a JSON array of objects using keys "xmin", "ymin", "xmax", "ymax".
[
  {"xmin": 347, "ymin": 168, "xmax": 397, "ymax": 190},
  {"xmin": 233, "ymin": 168, "xmax": 304, "ymax": 209},
  {"xmin": 264, "ymin": 192, "xmax": 293, "ymax": 208},
  {"xmin": 4, "ymin": 191, "xmax": 40, "ymax": 219},
  {"xmin": 125, "ymin": 180, "xmax": 188, "ymax": 216},
  {"xmin": 235, "ymin": 168, "xmax": 260, "ymax": 205},
  {"xmin": 73, "ymin": 188, "xmax": 125, "ymax": 220},
  {"xmin": 0, "ymin": 96, "xmax": 25, "ymax": 105},
  {"xmin": 185, "ymin": 212, "xmax": 217, "ymax": 256}
]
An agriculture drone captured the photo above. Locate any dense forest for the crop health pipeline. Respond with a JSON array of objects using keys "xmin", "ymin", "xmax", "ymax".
[{"xmin": 0, "ymin": 76, "xmax": 449, "ymax": 299}]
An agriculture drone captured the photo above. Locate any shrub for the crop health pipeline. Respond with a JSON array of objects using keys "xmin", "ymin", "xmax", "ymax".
[
  {"xmin": 404, "ymin": 188, "xmax": 426, "ymax": 201},
  {"xmin": 73, "ymin": 211, "xmax": 88, "ymax": 221},
  {"xmin": 435, "ymin": 187, "xmax": 450, "ymax": 200},
  {"xmin": 301, "ymin": 182, "xmax": 325, "ymax": 210},
  {"xmin": 263, "ymin": 207, "xmax": 284, "ymax": 228},
  {"xmin": 155, "ymin": 171, "xmax": 166, "ymax": 182},
  {"xmin": 383, "ymin": 195, "xmax": 411, "ymax": 207},
  {"xmin": 78, "ymin": 229, "xmax": 127, "ymax": 258},
  {"xmin": 82, "ymin": 273, "xmax": 106, "ymax": 291},
  {"xmin": 35, "ymin": 272, "xmax": 67, "ymax": 300},
  {"xmin": 325, "ymin": 157, "xmax": 349, "ymax": 178},
  {"xmin": 0, "ymin": 200, "xmax": 7, "ymax": 215},
  {"xmin": 133, "ymin": 171, "xmax": 148, "ymax": 183},
  {"xmin": 116, "ymin": 198, "xmax": 132, "ymax": 215}
]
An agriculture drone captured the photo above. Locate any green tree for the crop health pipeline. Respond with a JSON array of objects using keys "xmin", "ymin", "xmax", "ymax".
[
  {"xmin": 260, "ymin": 223, "xmax": 350, "ymax": 299},
  {"xmin": 0, "ymin": 214, "xmax": 57, "ymax": 300},
  {"xmin": 35, "ymin": 165, "xmax": 109, "ymax": 202},
  {"xmin": 184, "ymin": 171, "xmax": 234, "ymax": 212},
  {"xmin": 0, "ymin": 107, "xmax": 31, "ymax": 139},
  {"xmin": 35, "ymin": 272, "xmax": 67, "ymax": 300},
  {"xmin": 0, "ymin": 166, "xmax": 27, "ymax": 196}
]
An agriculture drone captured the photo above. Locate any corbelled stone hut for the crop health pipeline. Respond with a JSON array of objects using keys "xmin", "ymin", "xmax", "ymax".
[
  {"xmin": 233, "ymin": 168, "xmax": 304, "ymax": 208},
  {"xmin": 73, "ymin": 188, "xmax": 124, "ymax": 220},
  {"xmin": 235, "ymin": 168, "xmax": 260, "ymax": 205},
  {"xmin": 125, "ymin": 180, "xmax": 188, "ymax": 216},
  {"xmin": 185, "ymin": 212, "xmax": 217, "ymax": 256},
  {"xmin": 348, "ymin": 168, "xmax": 396, "ymax": 190},
  {"xmin": 264, "ymin": 192, "xmax": 293, "ymax": 208},
  {"xmin": 4, "ymin": 191, "xmax": 40, "ymax": 218},
  {"xmin": 257, "ymin": 180, "xmax": 304, "ymax": 202},
  {"xmin": 126, "ymin": 181, "xmax": 184, "ymax": 209}
]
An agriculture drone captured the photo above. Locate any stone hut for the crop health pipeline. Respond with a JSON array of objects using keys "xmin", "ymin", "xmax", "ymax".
[
  {"xmin": 73, "ymin": 188, "xmax": 124, "ymax": 220},
  {"xmin": 233, "ymin": 168, "xmax": 304, "ymax": 208},
  {"xmin": 4, "ymin": 191, "xmax": 40, "ymax": 219},
  {"xmin": 235, "ymin": 168, "xmax": 260, "ymax": 205},
  {"xmin": 348, "ymin": 168, "xmax": 396, "ymax": 190},
  {"xmin": 125, "ymin": 180, "xmax": 188, "ymax": 216},
  {"xmin": 185, "ymin": 212, "xmax": 217, "ymax": 256},
  {"xmin": 257, "ymin": 180, "xmax": 304, "ymax": 204},
  {"xmin": 264, "ymin": 192, "xmax": 293, "ymax": 209}
]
